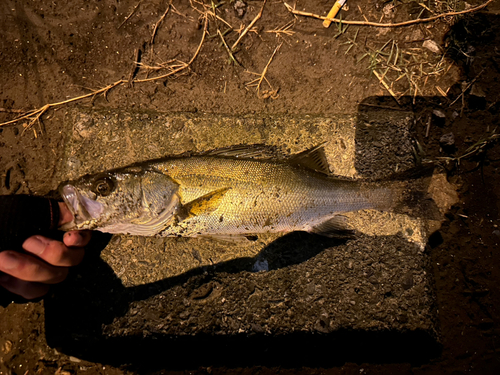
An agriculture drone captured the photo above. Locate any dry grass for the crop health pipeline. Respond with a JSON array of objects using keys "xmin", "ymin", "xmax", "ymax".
[
  {"xmin": 356, "ymin": 39, "xmax": 452, "ymax": 103},
  {"xmin": 245, "ymin": 42, "xmax": 283, "ymax": 99}
]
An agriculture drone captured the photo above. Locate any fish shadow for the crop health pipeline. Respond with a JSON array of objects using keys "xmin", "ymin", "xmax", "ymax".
[{"xmin": 44, "ymin": 231, "xmax": 344, "ymax": 343}]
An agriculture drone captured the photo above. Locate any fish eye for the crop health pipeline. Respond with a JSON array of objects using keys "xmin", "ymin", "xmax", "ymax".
[{"xmin": 93, "ymin": 177, "xmax": 115, "ymax": 197}]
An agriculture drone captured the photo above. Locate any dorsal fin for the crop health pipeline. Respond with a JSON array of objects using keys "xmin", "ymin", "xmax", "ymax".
[
  {"xmin": 190, "ymin": 143, "xmax": 331, "ymax": 174},
  {"xmin": 202, "ymin": 144, "xmax": 280, "ymax": 159},
  {"xmin": 289, "ymin": 143, "xmax": 331, "ymax": 175}
]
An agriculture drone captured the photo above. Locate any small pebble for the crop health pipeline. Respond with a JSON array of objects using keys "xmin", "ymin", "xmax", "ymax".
[
  {"xmin": 111, "ymin": 235, "xmax": 122, "ymax": 245},
  {"xmin": 440, "ymin": 132, "xmax": 455, "ymax": 153},
  {"xmin": 469, "ymin": 84, "xmax": 486, "ymax": 110},
  {"xmin": 234, "ymin": 0, "xmax": 247, "ymax": 18},
  {"xmin": 1, "ymin": 340, "xmax": 12, "ymax": 354},
  {"xmin": 432, "ymin": 109, "xmax": 446, "ymax": 127},
  {"xmin": 423, "ymin": 39, "xmax": 441, "ymax": 54},
  {"xmin": 252, "ymin": 259, "xmax": 268, "ymax": 272}
]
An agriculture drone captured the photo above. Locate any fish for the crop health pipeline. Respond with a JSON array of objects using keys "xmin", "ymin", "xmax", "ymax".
[{"xmin": 59, "ymin": 144, "xmax": 432, "ymax": 240}]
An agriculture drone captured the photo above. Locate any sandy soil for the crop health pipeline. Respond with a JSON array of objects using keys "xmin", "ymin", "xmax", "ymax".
[{"xmin": 1, "ymin": 0, "xmax": 500, "ymax": 374}]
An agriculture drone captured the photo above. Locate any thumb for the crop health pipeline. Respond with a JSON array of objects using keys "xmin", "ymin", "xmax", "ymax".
[{"xmin": 58, "ymin": 202, "xmax": 74, "ymax": 226}]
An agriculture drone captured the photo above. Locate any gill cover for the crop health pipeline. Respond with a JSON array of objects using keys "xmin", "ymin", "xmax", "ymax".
[{"xmin": 60, "ymin": 169, "xmax": 181, "ymax": 235}]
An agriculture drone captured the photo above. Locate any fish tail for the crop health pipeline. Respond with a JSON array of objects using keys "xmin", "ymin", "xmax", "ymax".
[
  {"xmin": 310, "ymin": 165, "xmax": 452, "ymax": 238},
  {"xmin": 383, "ymin": 165, "xmax": 442, "ymax": 220}
]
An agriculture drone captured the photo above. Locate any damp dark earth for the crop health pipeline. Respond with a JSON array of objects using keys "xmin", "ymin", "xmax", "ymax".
[{"xmin": 1, "ymin": 1, "xmax": 500, "ymax": 374}]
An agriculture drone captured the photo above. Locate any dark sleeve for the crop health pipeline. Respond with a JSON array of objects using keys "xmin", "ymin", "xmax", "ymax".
[{"xmin": 0, "ymin": 195, "xmax": 61, "ymax": 251}]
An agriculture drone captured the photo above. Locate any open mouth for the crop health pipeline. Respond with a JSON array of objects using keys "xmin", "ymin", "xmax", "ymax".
[{"xmin": 60, "ymin": 184, "xmax": 104, "ymax": 228}]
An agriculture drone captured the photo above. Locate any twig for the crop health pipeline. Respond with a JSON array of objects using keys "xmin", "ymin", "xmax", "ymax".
[
  {"xmin": 118, "ymin": 0, "xmax": 143, "ymax": 29},
  {"xmin": 218, "ymin": 29, "xmax": 241, "ymax": 66},
  {"xmin": 357, "ymin": 4, "xmax": 370, "ymax": 23},
  {"xmin": 435, "ymin": 85, "xmax": 448, "ymax": 97},
  {"xmin": 206, "ymin": 12, "xmax": 234, "ymax": 29},
  {"xmin": 127, "ymin": 48, "xmax": 141, "ymax": 87},
  {"xmin": 151, "ymin": 1, "xmax": 172, "ymax": 45},
  {"xmin": 434, "ymin": 131, "xmax": 500, "ymax": 166},
  {"xmin": 133, "ymin": 14, "xmax": 208, "ymax": 83},
  {"xmin": 246, "ymin": 42, "xmax": 282, "ymax": 94},
  {"xmin": 373, "ymin": 70, "xmax": 400, "ymax": 105},
  {"xmin": 283, "ymin": 0, "xmax": 494, "ymax": 27},
  {"xmin": 0, "ymin": 81, "xmax": 125, "ymax": 128},
  {"xmin": 137, "ymin": 59, "xmax": 186, "ymax": 72},
  {"xmin": 232, "ymin": 0, "xmax": 267, "ymax": 50},
  {"xmin": 266, "ymin": 20, "xmax": 295, "ymax": 36},
  {"xmin": 449, "ymin": 69, "xmax": 485, "ymax": 106}
]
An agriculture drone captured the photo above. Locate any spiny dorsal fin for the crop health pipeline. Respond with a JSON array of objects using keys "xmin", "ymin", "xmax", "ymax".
[
  {"xmin": 202, "ymin": 144, "xmax": 281, "ymax": 159},
  {"xmin": 289, "ymin": 143, "xmax": 331, "ymax": 175}
]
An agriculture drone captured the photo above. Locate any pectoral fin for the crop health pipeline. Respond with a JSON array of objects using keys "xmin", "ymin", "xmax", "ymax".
[{"xmin": 178, "ymin": 188, "xmax": 231, "ymax": 221}]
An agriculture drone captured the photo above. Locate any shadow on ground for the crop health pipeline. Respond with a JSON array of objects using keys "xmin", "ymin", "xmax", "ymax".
[{"xmin": 44, "ymin": 232, "xmax": 440, "ymax": 370}]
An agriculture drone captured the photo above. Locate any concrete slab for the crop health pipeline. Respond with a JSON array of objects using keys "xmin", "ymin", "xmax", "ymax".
[{"xmin": 44, "ymin": 107, "xmax": 448, "ymax": 368}]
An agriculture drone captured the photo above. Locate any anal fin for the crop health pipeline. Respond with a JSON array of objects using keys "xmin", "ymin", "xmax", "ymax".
[
  {"xmin": 199, "ymin": 234, "xmax": 258, "ymax": 244},
  {"xmin": 309, "ymin": 215, "xmax": 355, "ymax": 238}
]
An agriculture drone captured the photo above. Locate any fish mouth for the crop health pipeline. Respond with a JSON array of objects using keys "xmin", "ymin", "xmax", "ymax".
[{"xmin": 60, "ymin": 184, "xmax": 104, "ymax": 230}]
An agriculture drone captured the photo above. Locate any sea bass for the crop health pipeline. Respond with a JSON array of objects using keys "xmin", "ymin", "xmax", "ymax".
[{"xmin": 60, "ymin": 144, "xmax": 424, "ymax": 239}]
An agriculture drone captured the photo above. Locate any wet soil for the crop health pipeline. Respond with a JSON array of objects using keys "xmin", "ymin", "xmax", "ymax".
[{"xmin": 1, "ymin": 0, "xmax": 500, "ymax": 374}]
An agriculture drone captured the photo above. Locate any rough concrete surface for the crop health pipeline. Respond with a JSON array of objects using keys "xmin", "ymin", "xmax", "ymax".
[{"xmin": 44, "ymin": 107, "xmax": 446, "ymax": 369}]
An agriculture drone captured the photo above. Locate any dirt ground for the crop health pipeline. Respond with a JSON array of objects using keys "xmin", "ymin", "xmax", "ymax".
[{"xmin": 1, "ymin": 0, "xmax": 500, "ymax": 374}]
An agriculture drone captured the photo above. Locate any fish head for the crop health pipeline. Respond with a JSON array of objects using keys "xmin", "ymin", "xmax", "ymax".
[{"xmin": 59, "ymin": 167, "xmax": 180, "ymax": 235}]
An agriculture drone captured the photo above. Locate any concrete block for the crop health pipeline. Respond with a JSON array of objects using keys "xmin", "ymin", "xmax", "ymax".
[{"xmin": 45, "ymin": 107, "xmax": 447, "ymax": 368}]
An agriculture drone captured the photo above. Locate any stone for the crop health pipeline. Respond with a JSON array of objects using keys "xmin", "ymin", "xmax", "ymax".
[
  {"xmin": 233, "ymin": 0, "xmax": 246, "ymax": 18},
  {"xmin": 432, "ymin": 109, "xmax": 446, "ymax": 127},
  {"xmin": 439, "ymin": 132, "xmax": 456, "ymax": 153},
  {"xmin": 423, "ymin": 40, "xmax": 442, "ymax": 54},
  {"xmin": 469, "ymin": 83, "xmax": 486, "ymax": 110}
]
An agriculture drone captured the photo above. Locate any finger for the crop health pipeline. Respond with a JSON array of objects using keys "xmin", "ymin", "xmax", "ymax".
[
  {"xmin": 0, "ymin": 273, "xmax": 50, "ymax": 300},
  {"xmin": 0, "ymin": 251, "xmax": 68, "ymax": 284},
  {"xmin": 58, "ymin": 201, "xmax": 74, "ymax": 226},
  {"xmin": 63, "ymin": 230, "xmax": 92, "ymax": 248},
  {"xmin": 22, "ymin": 235, "xmax": 85, "ymax": 267}
]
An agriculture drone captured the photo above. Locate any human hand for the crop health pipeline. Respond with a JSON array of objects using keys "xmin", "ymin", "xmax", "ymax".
[{"xmin": 0, "ymin": 202, "xmax": 91, "ymax": 299}]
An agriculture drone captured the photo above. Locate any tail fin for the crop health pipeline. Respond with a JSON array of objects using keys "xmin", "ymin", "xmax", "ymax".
[
  {"xmin": 326, "ymin": 166, "xmax": 457, "ymax": 244},
  {"xmin": 382, "ymin": 165, "xmax": 449, "ymax": 220}
]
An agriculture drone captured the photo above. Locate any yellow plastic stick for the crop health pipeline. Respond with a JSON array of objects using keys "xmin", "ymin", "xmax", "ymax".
[{"xmin": 323, "ymin": 0, "xmax": 347, "ymax": 28}]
